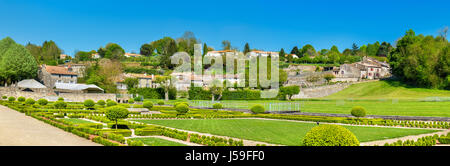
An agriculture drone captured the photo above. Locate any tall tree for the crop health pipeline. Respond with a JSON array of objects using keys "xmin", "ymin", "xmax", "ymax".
[
  {"xmin": 0, "ymin": 38, "xmax": 38, "ymax": 84},
  {"xmin": 41, "ymin": 40, "xmax": 62, "ymax": 65},
  {"xmin": 221, "ymin": 40, "xmax": 231, "ymax": 50},
  {"xmin": 290, "ymin": 46, "xmax": 300, "ymax": 55},
  {"xmin": 351, "ymin": 43, "xmax": 359, "ymax": 55},
  {"xmin": 376, "ymin": 42, "xmax": 392, "ymax": 57},
  {"xmin": 279, "ymin": 48, "xmax": 286, "ymax": 61},
  {"xmin": 244, "ymin": 43, "xmax": 251, "ymax": 55},
  {"xmin": 203, "ymin": 43, "xmax": 208, "ymax": 56},
  {"xmin": 140, "ymin": 43, "xmax": 154, "ymax": 56}
]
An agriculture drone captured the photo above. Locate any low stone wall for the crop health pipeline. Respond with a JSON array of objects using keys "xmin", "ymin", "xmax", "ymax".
[
  {"xmin": 292, "ymin": 83, "xmax": 350, "ymax": 99},
  {"xmin": 59, "ymin": 93, "xmax": 116, "ymax": 102},
  {"xmin": 0, "ymin": 87, "xmax": 115, "ymax": 102}
]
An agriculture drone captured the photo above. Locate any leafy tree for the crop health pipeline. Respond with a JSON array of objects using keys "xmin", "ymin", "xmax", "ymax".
[
  {"xmin": 124, "ymin": 77, "xmax": 139, "ymax": 90},
  {"xmin": 366, "ymin": 41, "xmax": 380, "ymax": 57},
  {"xmin": 351, "ymin": 43, "xmax": 359, "ymax": 55},
  {"xmin": 279, "ymin": 48, "xmax": 286, "ymax": 61},
  {"xmin": 105, "ymin": 106, "xmax": 129, "ymax": 129},
  {"xmin": 280, "ymin": 85, "xmax": 300, "ymax": 100},
  {"xmin": 155, "ymin": 76, "xmax": 173, "ymax": 101},
  {"xmin": 0, "ymin": 38, "xmax": 38, "ymax": 84},
  {"xmin": 376, "ymin": 42, "xmax": 392, "ymax": 57},
  {"xmin": 290, "ymin": 46, "xmax": 300, "ymax": 56},
  {"xmin": 176, "ymin": 31, "xmax": 199, "ymax": 55},
  {"xmin": 75, "ymin": 51, "xmax": 93, "ymax": 61},
  {"xmin": 323, "ymin": 73, "xmax": 335, "ymax": 84},
  {"xmin": 300, "ymin": 44, "xmax": 316, "ymax": 58},
  {"xmin": 97, "ymin": 43, "xmax": 125, "ymax": 60},
  {"xmin": 140, "ymin": 43, "xmax": 153, "ymax": 56},
  {"xmin": 41, "ymin": 40, "xmax": 62, "ymax": 65}
]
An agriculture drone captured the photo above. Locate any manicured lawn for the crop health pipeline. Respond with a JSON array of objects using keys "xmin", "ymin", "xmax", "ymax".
[
  {"xmin": 60, "ymin": 118, "xmax": 93, "ymax": 124},
  {"xmin": 130, "ymin": 137, "xmax": 187, "ymax": 146},
  {"xmin": 134, "ymin": 119, "xmax": 438, "ymax": 146}
]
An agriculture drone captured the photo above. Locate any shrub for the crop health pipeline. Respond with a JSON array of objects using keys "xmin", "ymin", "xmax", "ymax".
[
  {"xmin": 143, "ymin": 101, "xmax": 153, "ymax": 110},
  {"xmin": 97, "ymin": 100, "xmax": 106, "ymax": 106},
  {"xmin": 84, "ymin": 99, "xmax": 95, "ymax": 108},
  {"xmin": 128, "ymin": 98, "xmax": 135, "ymax": 104},
  {"xmin": 127, "ymin": 139, "xmax": 144, "ymax": 146},
  {"xmin": 212, "ymin": 103, "xmax": 223, "ymax": 109},
  {"xmin": 175, "ymin": 104, "xmax": 189, "ymax": 115},
  {"xmin": 134, "ymin": 96, "xmax": 142, "ymax": 101},
  {"xmin": 37, "ymin": 98, "xmax": 48, "ymax": 106},
  {"xmin": 302, "ymin": 124, "xmax": 359, "ymax": 146},
  {"xmin": 105, "ymin": 106, "xmax": 129, "ymax": 129},
  {"xmin": 107, "ymin": 100, "xmax": 117, "ymax": 107},
  {"xmin": 250, "ymin": 105, "xmax": 265, "ymax": 114},
  {"xmin": 351, "ymin": 106, "xmax": 367, "ymax": 118},
  {"xmin": 54, "ymin": 101, "xmax": 67, "ymax": 109},
  {"xmin": 8, "ymin": 96, "xmax": 15, "ymax": 102},
  {"xmin": 18, "ymin": 96, "xmax": 26, "ymax": 102},
  {"xmin": 157, "ymin": 100, "xmax": 164, "ymax": 105},
  {"xmin": 2, "ymin": 96, "xmax": 7, "ymax": 99},
  {"xmin": 174, "ymin": 102, "xmax": 189, "ymax": 108},
  {"xmin": 58, "ymin": 97, "xmax": 64, "ymax": 101},
  {"xmin": 25, "ymin": 98, "xmax": 35, "ymax": 105}
]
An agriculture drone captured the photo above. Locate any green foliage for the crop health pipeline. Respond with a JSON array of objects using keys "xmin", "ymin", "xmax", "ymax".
[
  {"xmin": 389, "ymin": 29, "xmax": 450, "ymax": 89},
  {"xmin": 351, "ymin": 106, "xmax": 367, "ymax": 117},
  {"xmin": 124, "ymin": 77, "xmax": 139, "ymax": 90},
  {"xmin": 212, "ymin": 103, "xmax": 223, "ymax": 109},
  {"xmin": 17, "ymin": 96, "xmax": 26, "ymax": 102},
  {"xmin": 127, "ymin": 139, "xmax": 145, "ymax": 146},
  {"xmin": 97, "ymin": 100, "xmax": 106, "ymax": 106},
  {"xmin": 83, "ymin": 99, "xmax": 95, "ymax": 108},
  {"xmin": 323, "ymin": 73, "xmax": 335, "ymax": 83},
  {"xmin": 8, "ymin": 96, "xmax": 15, "ymax": 102},
  {"xmin": 0, "ymin": 37, "xmax": 38, "ymax": 83},
  {"xmin": 143, "ymin": 101, "xmax": 153, "ymax": 110},
  {"xmin": 188, "ymin": 87, "xmax": 212, "ymax": 100},
  {"xmin": 222, "ymin": 89, "xmax": 261, "ymax": 100},
  {"xmin": 136, "ymin": 87, "xmax": 176, "ymax": 100},
  {"xmin": 140, "ymin": 43, "xmax": 154, "ymax": 56},
  {"xmin": 107, "ymin": 100, "xmax": 117, "ymax": 107},
  {"xmin": 37, "ymin": 98, "xmax": 48, "ymax": 106},
  {"xmin": 105, "ymin": 106, "xmax": 129, "ymax": 129},
  {"xmin": 2, "ymin": 96, "xmax": 7, "ymax": 99},
  {"xmin": 58, "ymin": 97, "xmax": 64, "ymax": 101},
  {"xmin": 280, "ymin": 86, "xmax": 300, "ymax": 100},
  {"xmin": 302, "ymin": 125, "xmax": 360, "ymax": 146},
  {"xmin": 175, "ymin": 104, "xmax": 189, "ymax": 115},
  {"xmin": 174, "ymin": 102, "xmax": 189, "ymax": 108},
  {"xmin": 25, "ymin": 98, "xmax": 35, "ymax": 105},
  {"xmin": 53, "ymin": 101, "xmax": 67, "ymax": 109},
  {"xmin": 157, "ymin": 100, "xmax": 165, "ymax": 105},
  {"xmin": 128, "ymin": 98, "xmax": 135, "ymax": 104},
  {"xmin": 97, "ymin": 43, "xmax": 125, "ymax": 59},
  {"xmin": 250, "ymin": 104, "xmax": 265, "ymax": 114}
]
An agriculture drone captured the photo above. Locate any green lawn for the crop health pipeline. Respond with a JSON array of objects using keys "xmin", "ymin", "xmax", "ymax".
[
  {"xmin": 130, "ymin": 137, "xmax": 187, "ymax": 146},
  {"xmin": 133, "ymin": 119, "xmax": 438, "ymax": 146},
  {"xmin": 60, "ymin": 118, "xmax": 93, "ymax": 124}
]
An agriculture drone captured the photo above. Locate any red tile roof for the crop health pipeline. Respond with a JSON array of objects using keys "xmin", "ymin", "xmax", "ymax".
[{"xmin": 44, "ymin": 65, "xmax": 77, "ymax": 75}]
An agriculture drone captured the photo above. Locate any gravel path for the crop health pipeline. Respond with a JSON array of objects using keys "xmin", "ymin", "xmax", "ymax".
[
  {"xmin": 0, "ymin": 105, "xmax": 100, "ymax": 146},
  {"xmin": 128, "ymin": 136, "xmax": 203, "ymax": 146}
]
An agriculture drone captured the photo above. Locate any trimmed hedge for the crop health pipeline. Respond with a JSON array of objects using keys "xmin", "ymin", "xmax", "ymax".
[
  {"xmin": 38, "ymin": 98, "xmax": 48, "ymax": 106},
  {"xmin": 135, "ymin": 126, "xmax": 162, "ymax": 136},
  {"xmin": 176, "ymin": 104, "xmax": 189, "ymax": 115},
  {"xmin": 303, "ymin": 124, "xmax": 360, "ymax": 146},
  {"xmin": 250, "ymin": 105, "xmax": 265, "ymax": 114}
]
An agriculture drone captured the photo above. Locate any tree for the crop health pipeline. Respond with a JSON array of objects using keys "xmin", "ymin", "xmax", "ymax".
[
  {"xmin": 176, "ymin": 31, "xmax": 199, "ymax": 55},
  {"xmin": 439, "ymin": 26, "xmax": 448, "ymax": 41},
  {"xmin": 351, "ymin": 43, "xmax": 359, "ymax": 55},
  {"xmin": 244, "ymin": 43, "xmax": 251, "ymax": 55},
  {"xmin": 300, "ymin": 44, "xmax": 316, "ymax": 58},
  {"xmin": 221, "ymin": 40, "xmax": 231, "ymax": 50},
  {"xmin": 290, "ymin": 46, "xmax": 300, "ymax": 56},
  {"xmin": 124, "ymin": 77, "xmax": 139, "ymax": 90},
  {"xmin": 279, "ymin": 48, "xmax": 286, "ymax": 61},
  {"xmin": 75, "ymin": 51, "xmax": 93, "ymax": 61},
  {"xmin": 376, "ymin": 42, "xmax": 392, "ymax": 57},
  {"xmin": 140, "ymin": 43, "xmax": 153, "ymax": 56},
  {"xmin": 0, "ymin": 38, "xmax": 38, "ymax": 84},
  {"xmin": 105, "ymin": 106, "xmax": 129, "ymax": 129},
  {"xmin": 41, "ymin": 40, "xmax": 62, "ymax": 65},
  {"xmin": 323, "ymin": 73, "xmax": 335, "ymax": 84},
  {"xmin": 203, "ymin": 43, "xmax": 208, "ymax": 56},
  {"xmin": 97, "ymin": 43, "xmax": 125, "ymax": 60},
  {"xmin": 366, "ymin": 42, "xmax": 380, "ymax": 57},
  {"xmin": 155, "ymin": 76, "xmax": 172, "ymax": 101},
  {"xmin": 280, "ymin": 85, "xmax": 300, "ymax": 100}
]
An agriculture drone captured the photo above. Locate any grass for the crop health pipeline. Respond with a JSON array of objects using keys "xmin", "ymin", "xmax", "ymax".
[
  {"xmin": 324, "ymin": 80, "xmax": 450, "ymax": 100},
  {"xmin": 60, "ymin": 118, "xmax": 93, "ymax": 124},
  {"xmin": 130, "ymin": 137, "xmax": 187, "ymax": 146},
  {"xmin": 134, "ymin": 119, "xmax": 438, "ymax": 146}
]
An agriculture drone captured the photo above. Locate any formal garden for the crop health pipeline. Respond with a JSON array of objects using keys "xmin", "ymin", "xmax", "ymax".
[{"xmin": 1, "ymin": 93, "xmax": 449, "ymax": 146}]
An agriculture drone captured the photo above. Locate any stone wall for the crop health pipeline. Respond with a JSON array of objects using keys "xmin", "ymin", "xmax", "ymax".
[
  {"xmin": 0, "ymin": 87, "xmax": 116, "ymax": 102},
  {"xmin": 291, "ymin": 83, "xmax": 351, "ymax": 99}
]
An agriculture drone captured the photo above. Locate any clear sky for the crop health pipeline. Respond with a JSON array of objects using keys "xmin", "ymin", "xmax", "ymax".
[{"xmin": 0, "ymin": 0, "xmax": 449, "ymax": 56}]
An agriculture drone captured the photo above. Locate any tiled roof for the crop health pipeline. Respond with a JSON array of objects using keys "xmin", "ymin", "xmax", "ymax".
[
  {"xmin": 55, "ymin": 83, "xmax": 103, "ymax": 92},
  {"xmin": 44, "ymin": 65, "xmax": 77, "ymax": 75}
]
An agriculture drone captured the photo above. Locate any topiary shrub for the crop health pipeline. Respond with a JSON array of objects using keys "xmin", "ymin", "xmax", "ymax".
[
  {"xmin": 17, "ymin": 96, "xmax": 26, "ymax": 102},
  {"xmin": 250, "ymin": 104, "xmax": 265, "ymax": 114},
  {"xmin": 107, "ymin": 100, "xmax": 118, "ymax": 107},
  {"xmin": 2, "ymin": 96, "xmax": 7, "ymax": 99},
  {"xmin": 212, "ymin": 103, "xmax": 223, "ymax": 110},
  {"xmin": 8, "ymin": 96, "xmax": 15, "ymax": 102},
  {"xmin": 351, "ymin": 106, "xmax": 366, "ymax": 118},
  {"xmin": 174, "ymin": 102, "xmax": 189, "ymax": 108},
  {"xmin": 157, "ymin": 100, "xmax": 164, "ymax": 105},
  {"xmin": 54, "ymin": 101, "xmax": 67, "ymax": 109},
  {"xmin": 84, "ymin": 99, "xmax": 95, "ymax": 108},
  {"xmin": 128, "ymin": 98, "xmax": 135, "ymax": 104},
  {"xmin": 175, "ymin": 103, "xmax": 189, "ymax": 115},
  {"xmin": 37, "ymin": 98, "xmax": 48, "ymax": 106},
  {"xmin": 58, "ymin": 97, "xmax": 64, "ymax": 101},
  {"xmin": 25, "ymin": 98, "xmax": 35, "ymax": 105},
  {"xmin": 143, "ymin": 101, "xmax": 153, "ymax": 110},
  {"xmin": 302, "ymin": 124, "xmax": 359, "ymax": 146},
  {"xmin": 105, "ymin": 106, "xmax": 129, "ymax": 129},
  {"xmin": 97, "ymin": 100, "xmax": 106, "ymax": 106}
]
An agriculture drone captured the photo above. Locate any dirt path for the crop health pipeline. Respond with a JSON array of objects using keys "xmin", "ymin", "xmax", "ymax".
[
  {"xmin": 128, "ymin": 136, "xmax": 203, "ymax": 146},
  {"xmin": 360, "ymin": 129, "xmax": 450, "ymax": 146},
  {"xmin": 0, "ymin": 105, "xmax": 100, "ymax": 146}
]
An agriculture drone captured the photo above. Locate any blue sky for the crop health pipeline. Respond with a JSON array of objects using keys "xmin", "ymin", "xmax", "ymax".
[{"xmin": 0, "ymin": 0, "xmax": 449, "ymax": 56}]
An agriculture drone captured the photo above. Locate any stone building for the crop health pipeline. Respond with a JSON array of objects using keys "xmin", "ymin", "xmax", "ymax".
[
  {"xmin": 333, "ymin": 56, "xmax": 391, "ymax": 81},
  {"xmin": 39, "ymin": 65, "xmax": 78, "ymax": 88},
  {"xmin": 58, "ymin": 63, "xmax": 86, "ymax": 77}
]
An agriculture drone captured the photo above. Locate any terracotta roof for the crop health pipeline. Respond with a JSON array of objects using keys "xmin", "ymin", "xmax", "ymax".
[
  {"xmin": 125, "ymin": 53, "xmax": 142, "ymax": 57},
  {"xmin": 207, "ymin": 50, "xmax": 236, "ymax": 53},
  {"xmin": 44, "ymin": 65, "xmax": 77, "ymax": 75}
]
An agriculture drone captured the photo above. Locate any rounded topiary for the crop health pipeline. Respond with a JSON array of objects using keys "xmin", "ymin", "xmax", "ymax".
[
  {"xmin": 250, "ymin": 104, "xmax": 265, "ymax": 114},
  {"xmin": 37, "ymin": 98, "xmax": 48, "ymax": 106},
  {"xmin": 25, "ymin": 98, "xmax": 35, "ymax": 105},
  {"xmin": 302, "ymin": 124, "xmax": 359, "ymax": 146},
  {"xmin": 128, "ymin": 98, "xmax": 135, "ymax": 104},
  {"xmin": 143, "ymin": 101, "xmax": 153, "ymax": 110},
  {"xmin": 2, "ymin": 96, "xmax": 7, "ymax": 99},
  {"xmin": 351, "ymin": 106, "xmax": 366, "ymax": 118},
  {"xmin": 84, "ymin": 99, "xmax": 95, "ymax": 108},
  {"xmin": 105, "ymin": 106, "xmax": 129, "ymax": 129},
  {"xmin": 58, "ymin": 97, "xmax": 64, "ymax": 101},
  {"xmin": 8, "ymin": 96, "xmax": 15, "ymax": 102},
  {"xmin": 54, "ymin": 101, "xmax": 67, "ymax": 109},
  {"xmin": 212, "ymin": 103, "xmax": 223, "ymax": 109},
  {"xmin": 107, "ymin": 100, "xmax": 117, "ymax": 107},
  {"xmin": 157, "ymin": 100, "xmax": 164, "ymax": 105},
  {"xmin": 17, "ymin": 96, "xmax": 26, "ymax": 102},
  {"xmin": 97, "ymin": 100, "xmax": 106, "ymax": 106},
  {"xmin": 174, "ymin": 102, "xmax": 189, "ymax": 108},
  {"xmin": 175, "ymin": 103, "xmax": 189, "ymax": 114}
]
